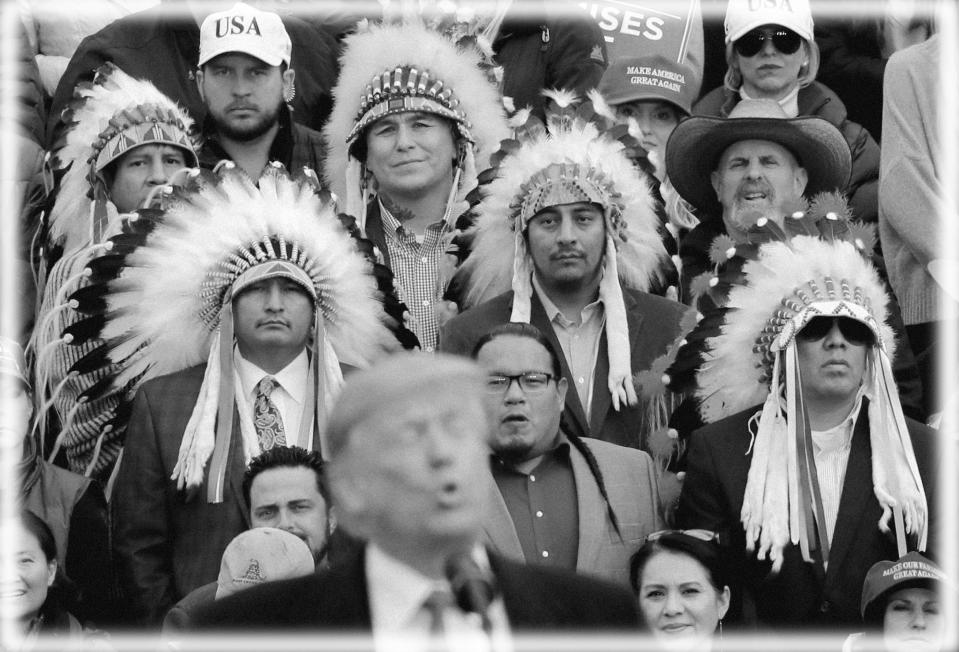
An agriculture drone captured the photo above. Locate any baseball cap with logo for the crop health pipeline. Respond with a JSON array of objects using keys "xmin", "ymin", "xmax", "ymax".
[
  {"xmin": 214, "ymin": 527, "xmax": 315, "ymax": 600},
  {"xmin": 860, "ymin": 551, "xmax": 950, "ymax": 623},
  {"xmin": 724, "ymin": 0, "xmax": 814, "ymax": 44},
  {"xmin": 599, "ymin": 54, "xmax": 697, "ymax": 116},
  {"xmin": 198, "ymin": 2, "xmax": 292, "ymax": 68}
]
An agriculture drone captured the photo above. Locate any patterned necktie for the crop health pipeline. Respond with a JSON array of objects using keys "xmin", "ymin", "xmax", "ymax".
[{"xmin": 254, "ymin": 376, "xmax": 287, "ymax": 450}]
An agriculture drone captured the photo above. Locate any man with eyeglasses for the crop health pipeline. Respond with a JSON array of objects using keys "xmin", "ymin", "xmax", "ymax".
[
  {"xmin": 673, "ymin": 231, "xmax": 938, "ymax": 628},
  {"xmin": 692, "ymin": 0, "xmax": 879, "ymax": 224},
  {"xmin": 472, "ymin": 323, "xmax": 664, "ymax": 588}
]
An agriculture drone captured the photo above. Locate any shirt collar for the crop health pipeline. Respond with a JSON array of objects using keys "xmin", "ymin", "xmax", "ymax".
[
  {"xmin": 531, "ymin": 275, "xmax": 603, "ymax": 325},
  {"xmin": 366, "ymin": 543, "xmax": 493, "ymax": 631},
  {"xmin": 811, "ymin": 389, "xmax": 863, "ymax": 453},
  {"xmin": 378, "ymin": 199, "xmax": 448, "ymax": 237},
  {"xmin": 234, "ymin": 347, "xmax": 309, "ymax": 405}
]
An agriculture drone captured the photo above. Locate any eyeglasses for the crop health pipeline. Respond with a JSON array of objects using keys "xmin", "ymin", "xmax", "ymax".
[
  {"xmin": 795, "ymin": 316, "xmax": 875, "ymax": 346},
  {"xmin": 645, "ymin": 529, "xmax": 721, "ymax": 544},
  {"xmin": 733, "ymin": 27, "xmax": 803, "ymax": 57},
  {"xmin": 485, "ymin": 372, "xmax": 556, "ymax": 394}
]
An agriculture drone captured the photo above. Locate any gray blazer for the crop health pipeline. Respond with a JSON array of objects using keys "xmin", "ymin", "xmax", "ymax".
[{"xmin": 482, "ymin": 434, "xmax": 664, "ymax": 587}]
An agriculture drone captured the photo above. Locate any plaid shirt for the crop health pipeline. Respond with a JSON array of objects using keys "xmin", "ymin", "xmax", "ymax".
[{"xmin": 379, "ymin": 203, "xmax": 449, "ymax": 351}]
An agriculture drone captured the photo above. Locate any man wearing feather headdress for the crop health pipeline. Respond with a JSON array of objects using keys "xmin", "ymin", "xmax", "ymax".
[
  {"xmin": 322, "ymin": 19, "xmax": 509, "ymax": 351},
  {"xmin": 667, "ymin": 185, "xmax": 938, "ymax": 626},
  {"xmin": 105, "ymin": 167, "xmax": 395, "ymax": 626},
  {"xmin": 665, "ymin": 98, "xmax": 924, "ymax": 422},
  {"xmin": 439, "ymin": 92, "xmax": 695, "ymax": 481}
]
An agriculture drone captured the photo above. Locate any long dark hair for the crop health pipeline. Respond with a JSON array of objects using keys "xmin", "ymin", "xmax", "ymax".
[
  {"xmin": 472, "ymin": 322, "xmax": 623, "ymax": 538},
  {"xmin": 630, "ymin": 532, "xmax": 729, "ymax": 596}
]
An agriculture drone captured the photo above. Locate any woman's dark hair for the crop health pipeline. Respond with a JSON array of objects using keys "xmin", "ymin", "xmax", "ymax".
[
  {"xmin": 629, "ymin": 532, "xmax": 729, "ymax": 596},
  {"xmin": 19, "ymin": 510, "xmax": 79, "ymax": 617}
]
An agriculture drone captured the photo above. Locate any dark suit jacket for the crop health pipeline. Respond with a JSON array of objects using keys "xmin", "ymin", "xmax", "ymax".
[
  {"xmin": 193, "ymin": 546, "xmax": 638, "ymax": 631},
  {"xmin": 112, "ymin": 365, "xmax": 250, "ymax": 627},
  {"xmin": 439, "ymin": 288, "xmax": 692, "ymax": 449},
  {"xmin": 676, "ymin": 401, "xmax": 938, "ymax": 628}
]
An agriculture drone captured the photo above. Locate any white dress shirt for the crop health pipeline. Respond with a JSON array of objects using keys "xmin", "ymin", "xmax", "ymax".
[
  {"xmin": 533, "ymin": 276, "xmax": 605, "ymax": 420},
  {"xmin": 234, "ymin": 348, "xmax": 312, "ymax": 450},
  {"xmin": 366, "ymin": 544, "xmax": 513, "ymax": 652},
  {"xmin": 811, "ymin": 392, "xmax": 863, "ymax": 549}
]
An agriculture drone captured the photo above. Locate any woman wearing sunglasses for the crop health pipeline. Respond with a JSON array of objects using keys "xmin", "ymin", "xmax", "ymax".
[
  {"xmin": 694, "ymin": 0, "xmax": 880, "ymax": 225},
  {"xmin": 630, "ymin": 530, "xmax": 730, "ymax": 651}
]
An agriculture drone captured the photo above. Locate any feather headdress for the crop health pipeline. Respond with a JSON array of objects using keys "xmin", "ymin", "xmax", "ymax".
[
  {"xmin": 459, "ymin": 91, "xmax": 669, "ymax": 410},
  {"xmin": 671, "ymin": 201, "xmax": 926, "ymax": 571},
  {"xmin": 46, "ymin": 166, "xmax": 397, "ymax": 491},
  {"xmin": 46, "ymin": 62, "xmax": 198, "ymax": 255},
  {"xmin": 29, "ymin": 65, "xmax": 197, "ymax": 480},
  {"xmin": 322, "ymin": 19, "xmax": 509, "ymax": 230}
]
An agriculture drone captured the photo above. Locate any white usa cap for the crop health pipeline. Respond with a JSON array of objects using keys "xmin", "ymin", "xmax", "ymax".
[
  {"xmin": 199, "ymin": 2, "xmax": 292, "ymax": 67},
  {"xmin": 724, "ymin": 0, "xmax": 814, "ymax": 44}
]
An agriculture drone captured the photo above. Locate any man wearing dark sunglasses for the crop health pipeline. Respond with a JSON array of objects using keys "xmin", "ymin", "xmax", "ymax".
[
  {"xmin": 675, "ymin": 234, "xmax": 938, "ymax": 630},
  {"xmin": 472, "ymin": 322, "xmax": 664, "ymax": 588},
  {"xmin": 692, "ymin": 0, "xmax": 880, "ymax": 226}
]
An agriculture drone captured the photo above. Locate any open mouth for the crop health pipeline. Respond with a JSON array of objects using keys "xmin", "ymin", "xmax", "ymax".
[{"xmin": 502, "ymin": 414, "xmax": 528, "ymax": 424}]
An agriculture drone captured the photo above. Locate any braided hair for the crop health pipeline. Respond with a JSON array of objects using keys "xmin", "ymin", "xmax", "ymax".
[{"xmin": 472, "ymin": 322, "xmax": 622, "ymax": 539}]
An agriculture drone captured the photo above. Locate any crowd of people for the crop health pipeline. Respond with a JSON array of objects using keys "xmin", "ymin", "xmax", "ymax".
[{"xmin": 4, "ymin": 0, "xmax": 955, "ymax": 650}]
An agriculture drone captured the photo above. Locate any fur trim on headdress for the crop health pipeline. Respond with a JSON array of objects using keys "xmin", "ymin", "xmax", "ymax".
[
  {"xmin": 323, "ymin": 19, "xmax": 509, "ymax": 217},
  {"xmin": 47, "ymin": 63, "xmax": 197, "ymax": 255}
]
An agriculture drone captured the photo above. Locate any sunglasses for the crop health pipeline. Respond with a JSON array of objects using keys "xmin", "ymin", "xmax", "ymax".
[
  {"xmin": 795, "ymin": 316, "xmax": 875, "ymax": 346},
  {"xmin": 645, "ymin": 529, "xmax": 721, "ymax": 544},
  {"xmin": 734, "ymin": 27, "xmax": 803, "ymax": 57}
]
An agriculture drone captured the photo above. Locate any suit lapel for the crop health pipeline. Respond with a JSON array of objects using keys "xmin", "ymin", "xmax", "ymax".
[
  {"xmin": 529, "ymin": 293, "xmax": 589, "ymax": 437},
  {"xmin": 824, "ymin": 402, "xmax": 872, "ymax": 586},
  {"xmin": 481, "ymin": 465, "xmax": 525, "ymax": 561},
  {"xmin": 589, "ymin": 290, "xmax": 644, "ymax": 436},
  {"xmin": 570, "ymin": 440, "xmax": 606, "ymax": 571}
]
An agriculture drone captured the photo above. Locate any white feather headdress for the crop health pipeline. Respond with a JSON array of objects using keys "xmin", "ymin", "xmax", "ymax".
[
  {"xmin": 459, "ymin": 92, "xmax": 668, "ymax": 410},
  {"xmin": 322, "ymin": 19, "xmax": 509, "ymax": 228},
  {"xmin": 47, "ymin": 62, "xmax": 198, "ymax": 255},
  {"xmin": 61, "ymin": 166, "xmax": 395, "ymax": 496},
  {"xmin": 690, "ymin": 227, "xmax": 926, "ymax": 572}
]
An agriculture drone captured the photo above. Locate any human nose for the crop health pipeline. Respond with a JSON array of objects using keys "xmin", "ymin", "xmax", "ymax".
[
  {"xmin": 759, "ymin": 33, "xmax": 777, "ymax": 55},
  {"xmin": 556, "ymin": 215, "xmax": 577, "ymax": 243},
  {"xmin": 264, "ymin": 282, "xmax": 284, "ymax": 311},
  {"xmin": 503, "ymin": 376, "xmax": 526, "ymax": 404},
  {"xmin": 147, "ymin": 157, "xmax": 167, "ymax": 185},
  {"xmin": 424, "ymin": 422, "xmax": 456, "ymax": 466},
  {"xmin": 663, "ymin": 589, "xmax": 684, "ymax": 616},
  {"xmin": 745, "ymin": 158, "xmax": 764, "ymax": 180},
  {"xmin": 636, "ymin": 115, "xmax": 653, "ymax": 135},
  {"xmin": 823, "ymin": 320, "xmax": 847, "ymax": 348},
  {"xmin": 394, "ymin": 123, "xmax": 415, "ymax": 150},
  {"xmin": 910, "ymin": 607, "xmax": 927, "ymax": 629},
  {"xmin": 276, "ymin": 508, "xmax": 296, "ymax": 532}
]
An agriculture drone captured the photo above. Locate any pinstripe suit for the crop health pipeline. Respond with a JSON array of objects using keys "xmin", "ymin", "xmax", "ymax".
[{"xmin": 482, "ymin": 434, "xmax": 664, "ymax": 587}]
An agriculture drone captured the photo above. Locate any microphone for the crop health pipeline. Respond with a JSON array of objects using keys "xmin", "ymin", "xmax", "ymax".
[{"xmin": 444, "ymin": 551, "xmax": 496, "ymax": 634}]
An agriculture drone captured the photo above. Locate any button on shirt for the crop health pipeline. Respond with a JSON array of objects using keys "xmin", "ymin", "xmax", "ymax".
[
  {"xmin": 533, "ymin": 277, "xmax": 605, "ymax": 419},
  {"xmin": 366, "ymin": 544, "xmax": 513, "ymax": 652},
  {"xmin": 234, "ymin": 349, "xmax": 311, "ymax": 450},
  {"xmin": 380, "ymin": 201, "xmax": 450, "ymax": 352},
  {"xmin": 491, "ymin": 442, "xmax": 578, "ymax": 570},
  {"xmin": 810, "ymin": 392, "xmax": 863, "ymax": 548}
]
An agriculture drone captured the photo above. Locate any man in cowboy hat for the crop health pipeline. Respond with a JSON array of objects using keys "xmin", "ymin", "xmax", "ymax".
[
  {"xmin": 664, "ymin": 98, "xmax": 924, "ymax": 421},
  {"xmin": 673, "ymin": 224, "xmax": 939, "ymax": 628},
  {"xmin": 322, "ymin": 20, "xmax": 508, "ymax": 352},
  {"xmin": 111, "ymin": 168, "xmax": 392, "ymax": 626},
  {"xmin": 194, "ymin": 2, "xmax": 325, "ymax": 180}
]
